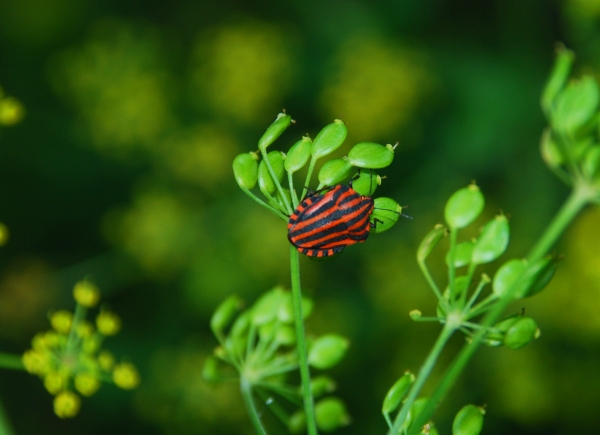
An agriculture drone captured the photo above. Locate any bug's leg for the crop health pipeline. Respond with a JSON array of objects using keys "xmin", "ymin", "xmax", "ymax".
[{"xmin": 369, "ymin": 218, "xmax": 384, "ymax": 229}]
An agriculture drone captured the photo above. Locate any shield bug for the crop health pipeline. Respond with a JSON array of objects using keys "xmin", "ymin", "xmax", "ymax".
[{"xmin": 287, "ymin": 172, "xmax": 407, "ymax": 257}]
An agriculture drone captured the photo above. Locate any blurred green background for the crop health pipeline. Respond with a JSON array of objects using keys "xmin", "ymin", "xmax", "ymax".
[{"xmin": 1, "ymin": 0, "xmax": 600, "ymax": 434}]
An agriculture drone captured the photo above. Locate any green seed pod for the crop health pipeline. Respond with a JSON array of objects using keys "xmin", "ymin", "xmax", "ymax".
[
  {"xmin": 471, "ymin": 215, "xmax": 509, "ymax": 265},
  {"xmin": 351, "ymin": 170, "xmax": 380, "ymax": 196},
  {"xmin": 583, "ymin": 146, "xmax": 600, "ymax": 180},
  {"xmin": 275, "ymin": 325, "xmax": 296, "ymax": 346},
  {"xmin": 277, "ymin": 293, "xmax": 313, "ymax": 323},
  {"xmin": 258, "ymin": 151, "xmax": 286, "ymax": 195},
  {"xmin": 493, "ymin": 259, "xmax": 527, "ymax": 298},
  {"xmin": 310, "ymin": 375, "xmax": 337, "ymax": 398},
  {"xmin": 315, "ymin": 397, "xmax": 350, "ymax": 432},
  {"xmin": 258, "ymin": 112, "xmax": 292, "ymax": 151},
  {"xmin": 417, "ymin": 224, "xmax": 447, "ymax": 263},
  {"xmin": 311, "ymin": 120, "xmax": 348, "ymax": 159},
  {"xmin": 210, "ymin": 295, "xmax": 242, "ymax": 337},
  {"xmin": 288, "ymin": 410, "xmax": 306, "ymax": 434},
  {"xmin": 540, "ymin": 129, "xmax": 565, "ymax": 170},
  {"xmin": 504, "ymin": 317, "xmax": 540, "ymax": 350},
  {"xmin": 202, "ymin": 356, "xmax": 221, "ymax": 381},
  {"xmin": 230, "ymin": 311, "xmax": 250, "ymax": 341},
  {"xmin": 402, "ymin": 397, "xmax": 428, "ymax": 432},
  {"xmin": 318, "ymin": 158, "xmax": 354, "ymax": 186},
  {"xmin": 382, "ymin": 371, "xmax": 415, "ymax": 415},
  {"xmin": 444, "ymin": 184, "xmax": 485, "ymax": 229},
  {"xmin": 233, "ymin": 152, "xmax": 259, "ymax": 190},
  {"xmin": 553, "ymin": 76, "xmax": 600, "ymax": 137},
  {"xmin": 308, "ymin": 334, "xmax": 349, "ymax": 369},
  {"xmin": 371, "ymin": 197, "xmax": 402, "ymax": 234},
  {"xmin": 541, "ymin": 45, "xmax": 574, "ymax": 116},
  {"xmin": 252, "ymin": 287, "xmax": 285, "ymax": 326},
  {"xmin": 485, "ymin": 316, "xmax": 519, "ymax": 346},
  {"xmin": 447, "ymin": 241, "xmax": 475, "ymax": 268},
  {"xmin": 347, "ymin": 142, "xmax": 395, "ymax": 169},
  {"xmin": 285, "ymin": 136, "xmax": 312, "ymax": 173},
  {"xmin": 452, "ymin": 404, "xmax": 485, "ymax": 435},
  {"xmin": 522, "ymin": 256, "xmax": 557, "ymax": 298}
]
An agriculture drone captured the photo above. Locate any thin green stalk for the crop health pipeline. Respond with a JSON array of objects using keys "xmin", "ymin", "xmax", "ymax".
[
  {"xmin": 288, "ymin": 172, "xmax": 299, "ymax": 208},
  {"xmin": 389, "ymin": 323, "xmax": 457, "ymax": 435},
  {"xmin": 301, "ymin": 157, "xmax": 318, "ymax": 200},
  {"xmin": 417, "ymin": 259, "xmax": 445, "ymax": 308},
  {"xmin": 0, "ymin": 397, "xmax": 15, "ymax": 435},
  {"xmin": 242, "ymin": 188, "xmax": 288, "ymax": 221},
  {"xmin": 0, "ymin": 353, "xmax": 24, "ymax": 370},
  {"xmin": 241, "ymin": 378, "xmax": 268, "ymax": 435},
  {"xmin": 64, "ymin": 302, "xmax": 86, "ymax": 357},
  {"xmin": 260, "ymin": 149, "xmax": 293, "ymax": 215},
  {"xmin": 447, "ymin": 228, "xmax": 458, "ymax": 299},
  {"xmin": 406, "ymin": 184, "xmax": 591, "ymax": 435},
  {"xmin": 290, "ymin": 245, "xmax": 318, "ymax": 435}
]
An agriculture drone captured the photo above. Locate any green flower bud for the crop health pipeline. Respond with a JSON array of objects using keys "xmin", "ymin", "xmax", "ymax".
[
  {"xmin": 583, "ymin": 146, "xmax": 600, "ymax": 180},
  {"xmin": 258, "ymin": 151, "xmax": 285, "ymax": 195},
  {"xmin": 311, "ymin": 120, "xmax": 347, "ymax": 159},
  {"xmin": 382, "ymin": 371, "xmax": 415, "ymax": 415},
  {"xmin": 210, "ymin": 295, "xmax": 242, "ymax": 337},
  {"xmin": 504, "ymin": 317, "xmax": 540, "ymax": 350},
  {"xmin": 53, "ymin": 391, "xmax": 81, "ymax": 419},
  {"xmin": 371, "ymin": 198, "xmax": 402, "ymax": 234},
  {"xmin": 409, "ymin": 310, "xmax": 422, "ymax": 320},
  {"xmin": 233, "ymin": 152, "xmax": 259, "ymax": 190},
  {"xmin": 417, "ymin": 225, "xmax": 447, "ymax": 263},
  {"xmin": 288, "ymin": 410, "xmax": 306, "ymax": 434},
  {"xmin": 447, "ymin": 241, "xmax": 475, "ymax": 268},
  {"xmin": 541, "ymin": 45, "xmax": 574, "ymax": 116},
  {"xmin": 351, "ymin": 170, "xmax": 380, "ymax": 196},
  {"xmin": 540, "ymin": 129, "xmax": 565, "ymax": 170},
  {"xmin": 315, "ymin": 397, "xmax": 350, "ymax": 432},
  {"xmin": 553, "ymin": 76, "xmax": 600, "ymax": 136},
  {"xmin": 522, "ymin": 256, "xmax": 557, "ymax": 298},
  {"xmin": 310, "ymin": 375, "xmax": 336, "ymax": 398},
  {"xmin": 452, "ymin": 404, "xmax": 485, "ymax": 435},
  {"xmin": 471, "ymin": 215, "xmax": 509, "ymax": 265},
  {"xmin": 318, "ymin": 158, "xmax": 354, "ymax": 186},
  {"xmin": 347, "ymin": 142, "xmax": 395, "ymax": 169},
  {"xmin": 444, "ymin": 184, "xmax": 485, "ymax": 229},
  {"xmin": 252, "ymin": 288, "xmax": 285, "ymax": 326},
  {"xmin": 258, "ymin": 112, "xmax": 292, "ymax": 151},
  {"xmin": 492, "ymin": 259, "xmax": 526, "ymax": 298},
  {"xmin": 74, "ymin": 373, "xmax": 101, "ymax": 397},
  {"xmin": 230, "ymin": 311, "xmax": 250, "ymax": 339},
  {"xmin": 277, "ymin": 293, "xmax": 313, "ymax": 323},
  {"xmin": 285, "ymin": 136, "xmax": 312, "ymax": 173},
  {"xmin": 308, "ymin": 334, "xmax": 349, "ymax": 369}
]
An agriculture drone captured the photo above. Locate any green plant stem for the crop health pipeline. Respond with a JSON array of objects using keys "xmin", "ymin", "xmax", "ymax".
[
  {"xmin": 0, "ymin": 397, "xmax": 15, "ymax": 435},
  {"xmin": 241, "ymin": 378, "xmax": 268, "ymax": 435},
  {"xmin": 288, "ymin": 171, "xmax": 299, "ymax": 208},
  {"xmin": 260, "ymin": 149, "xmax": 293, "ymax": 215},
  {"xmin": 242, "ymin": 188, "xmax": 288, "ymax": 221},
  {"xmin": 0, "ymin": 353, "xmax": 23, "ymax": 370},
  {"xmin": 406, "ymin": 183, "xmax": 591, "ymax": 435},
  {"xmin": 447, "ymin": 228, "xmax": 458, "ymax": 299},
  {"xmin": 65, "ymin": 302, "xmax": 87, "ymax": 358},
  {"xmin": 301, "ymin": 157, "xmax": 318, "ymax": 200},
  {"xmin": 289, "ymin": 245, "xmax": 318, "ymax": 435},
  {"xmin": 389, "ymin": 323, "xmax": 456, "ymax": 435}
]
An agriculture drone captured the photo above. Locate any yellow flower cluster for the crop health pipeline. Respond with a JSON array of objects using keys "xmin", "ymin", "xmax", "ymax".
[{"xmin": 22, "ymin": 279, "xmax": 139, "ymax": 418}]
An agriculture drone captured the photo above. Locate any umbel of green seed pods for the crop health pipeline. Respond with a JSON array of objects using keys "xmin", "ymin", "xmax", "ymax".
[
  {"xmin": 318, "ymin": 158, "xmax": 354, "ymax": 186},
  {"xmin": 233, "ymin": 152, "xmax": 259, "ymax": 190},
  {"xmin": 347, "ymin": 142, "xmax": 396, "ymax": 169},
  {"xmin": 445, "ymin": 184, "xmax": 485, "ymax": 229},
  {"xmin": 503, "ymin": 316, "xmax": 540, "ymax": 350},
  {"xmin": 311, "ymin": 120, "xmax": 348, "ymax": 159},
  {"xmin": 382, "ymin": 371, "xmax": 415, "ymax": 415},
  {"xmin": 285, "ymin": 136, "xmax": 312, "ymax": 174},
  {"xmin": 258, "ymin": 151, "xmax": 285, "ymax": 196},
  {"xmin": 471, "ymin": 214, "xmax": 509, "ymax": 264},
  {"xmin": 308, "ymin": 334, "xmax": 349, "ymax": 370},
  {"xmin": 258, "ymin": 112, "xmax": 292, "ymax": 151},
  {"xmin": 452, "ymin": 404, "xmax": 485, "ymax": 435}
]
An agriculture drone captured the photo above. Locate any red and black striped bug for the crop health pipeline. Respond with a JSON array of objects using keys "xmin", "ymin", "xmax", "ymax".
[{"xmin": 287, "ymin": 180, "xmax": 378, "ymax": 257}]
